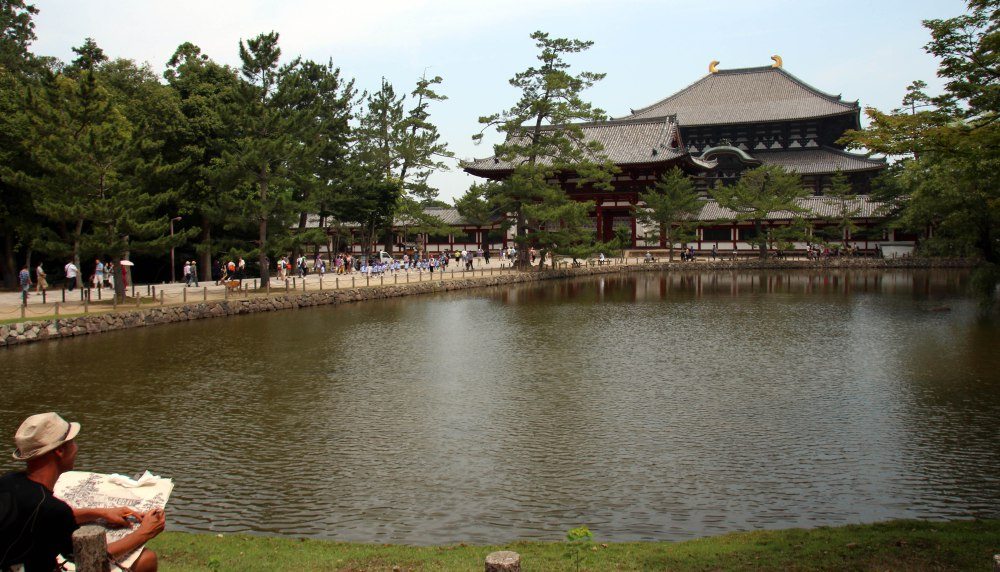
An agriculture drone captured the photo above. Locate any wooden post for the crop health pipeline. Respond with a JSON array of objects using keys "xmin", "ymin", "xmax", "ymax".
[
  {"xmin": 336, "ymin": 276, "xmax": 339, "ymax": 289},
  {"xmin": 352, "ymin": 276, "xmax": 355, "ymax": 288},
  {"xmin": 62, "ymin": 287, "xmax": 66, "ymax": 303},
  {"xmin": 292, "ymin": 277, "xmax": 296, "ymax": 290},
  {"xmin": 84, "ymin": 297, "xmax": 88, "ymax": 314},
  {"xmin": 97, "ymin": 285, "xmax": 101, "ymax": 300},
  {"xmin": 20, "ymin": 305, "xmax": 25, "ymax": 320},
  {"xmin": 160, "ymin": 291, "xmax": 164, "ymax": 306},
  {"xmin": 319, "ymin": 276, "xmax": 323, "ymax": 291},
  {"xmin": 42, "ymin": 290, "xmax": 47, "ymax": 303},
  {"xmin": 254, "ymin": 279, "xmax": 258, "ymax": 290},
  {"xmin": 54, "ymin": 302, "xmax": 60, "ymax": 317},
  {"xmin": 135, "ymin": 293, "xmax": 141, "ymax": 307},
  {"xmin": 302, "ymin": 278, "xmax": 306, "ymax": 292},
  {"xmin": 72, "ymin": 525, "xmax": 110, "ymax": 572},
  {"xmin": 485, "ymin": 551, "xmax": 520, "ymax": 572},
  {"xmin": 183, "ymin": 288, "xmax": 187, "ymax": 303},
  {"xmin": 203, "ymin": 286, "xmax": 207, "ymax": 301},
  {"xmin": 380, "ymin": 275, "xmax": 384, "ymax": 286},
  {"xmin": 147, "ymin": 284, "xmax": 151, "ymax": 295}
]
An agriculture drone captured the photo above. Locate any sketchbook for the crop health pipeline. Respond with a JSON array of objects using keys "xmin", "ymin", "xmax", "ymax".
[{"xmin": 54, "ymin": 470, "xmax": 173, "ymax": 569}]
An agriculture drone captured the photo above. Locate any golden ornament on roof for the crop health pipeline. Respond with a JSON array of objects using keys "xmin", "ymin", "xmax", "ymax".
[
  {"xmin": 771, "ymin": 55, "xmax": 783, "ymax": 68},
  {"xmin": 709, "ymin": 60, "xmax": 720, "ymax": 74}
]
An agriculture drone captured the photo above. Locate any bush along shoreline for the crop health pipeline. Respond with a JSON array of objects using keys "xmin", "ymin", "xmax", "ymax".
[
  {"xmin": 149, "ymin": 519, "xmax": 1000, "ymax": 571},
  {"xmin": 0, "ymin": 258, "xmax": 976, "ymax": 348}
]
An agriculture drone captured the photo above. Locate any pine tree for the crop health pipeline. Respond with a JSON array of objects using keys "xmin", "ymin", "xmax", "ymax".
[
  {"xmin": 636, "ymin": 167, "xmax": 702, "ymax": 261},
  {"xmin": 473, "ymin": 31, "xmax": 616, "ymax": 269},
  {"xmin": 710, "ymin": 165, "xmax": 808, "ymax": 259},
  {"xmin": 220, "ymin": 31, "xmax": 309, "ymax": 286},
  {"xmin": 822, "ymin": 171, "xmax": 860, "ymax": 248}
]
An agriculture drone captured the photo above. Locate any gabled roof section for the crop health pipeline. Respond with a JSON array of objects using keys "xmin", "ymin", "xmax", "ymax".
[
  {"xmin": 696, "ymin": 195, "xmax": 888, "ymax": 221},
  {"xmin": 752, "ymin": 147, "xmax": 886, "ymax": 175},
  {"xmin": 463, "ymin": 116, "xmax": 699, "ymax": 176},
  {"xmin": 621, "ymin": 66, "xmax": 859, "ymax": 126}
]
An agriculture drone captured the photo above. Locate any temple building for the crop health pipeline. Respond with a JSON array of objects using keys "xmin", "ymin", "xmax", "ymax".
[{"xmin": 463, "ymin": 58, "xmax": 906, "ymax": 253}]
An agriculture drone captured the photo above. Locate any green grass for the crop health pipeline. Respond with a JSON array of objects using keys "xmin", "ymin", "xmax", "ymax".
[{"xmin": 150, "ymin": 519, "xmax": 1000, "ymax": 571}]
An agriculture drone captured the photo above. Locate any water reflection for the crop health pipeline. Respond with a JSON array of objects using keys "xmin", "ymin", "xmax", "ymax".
[{"xmin": 1, "ymin": 269, "xmax": 997, "ymax": 544}]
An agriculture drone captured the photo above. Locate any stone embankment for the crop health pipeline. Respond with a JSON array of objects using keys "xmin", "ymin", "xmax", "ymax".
[{"xmin": 0, "ymin": 258, "xmax": 973, "ymax": 348}]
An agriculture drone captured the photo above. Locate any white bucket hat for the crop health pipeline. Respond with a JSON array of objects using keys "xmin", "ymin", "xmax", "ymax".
[{"xmin": 12, "ymin": 412, "xmax": 81, "ymax": 460}]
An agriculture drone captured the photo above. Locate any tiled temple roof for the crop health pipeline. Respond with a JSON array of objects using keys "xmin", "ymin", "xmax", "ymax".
[
  {"xmin": 462, "ymin": 117, "xmax": 714, "ymax": 175},
  {"xmin": 621, "ymin": 67, "xmax": 858, "ymax": 125},
  {"xmin": 752, "ymin": 147, "xmax": 885, "ymax": 174},
  {"xmin": 695, "ymin": 195, "xmax": 887, "ymax": 221}
]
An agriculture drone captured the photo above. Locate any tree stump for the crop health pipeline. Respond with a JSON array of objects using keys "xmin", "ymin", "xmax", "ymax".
[
  {"xmin": 71, "ymin": 525, "xmax": 110, "ymax": 572},
  {"xmin": 485, "ymin": 550, "xmax": 520, "ymax": 572}
]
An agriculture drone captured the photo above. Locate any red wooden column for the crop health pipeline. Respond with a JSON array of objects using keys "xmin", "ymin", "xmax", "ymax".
[{"xmin": 595, "ymin": 202, "xmax": 604, "ymax": 242}]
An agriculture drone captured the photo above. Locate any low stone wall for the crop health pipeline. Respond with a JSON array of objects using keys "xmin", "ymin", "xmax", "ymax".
[{"xmin": 0, "ymin": 258, "xmax": 974, "ymax": 348}]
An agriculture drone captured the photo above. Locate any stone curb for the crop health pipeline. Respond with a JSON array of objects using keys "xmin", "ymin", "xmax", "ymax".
[{"xmin": 0, "ymin": 258, "xmax": 973, "ymax": 348}]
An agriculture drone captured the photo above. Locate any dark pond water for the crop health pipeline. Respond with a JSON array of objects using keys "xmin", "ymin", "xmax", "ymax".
[{"xmin": 2, "ymin": 269, "xmax": 998, "ymax": 544}]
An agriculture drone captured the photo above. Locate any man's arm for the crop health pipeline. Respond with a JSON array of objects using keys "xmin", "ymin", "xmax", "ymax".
[
  {"xmin": 73, "ymin": 506, "xmax": 140, "ymax": 526},
  {"xmin": 105, "ymin": 509, "xmax": 166, "ymax": 560}
]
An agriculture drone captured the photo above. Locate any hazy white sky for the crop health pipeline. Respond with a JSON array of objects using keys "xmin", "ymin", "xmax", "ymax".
[{"xmin": 30, "ymin": 0, "xmax": 967, "ymax": 201}]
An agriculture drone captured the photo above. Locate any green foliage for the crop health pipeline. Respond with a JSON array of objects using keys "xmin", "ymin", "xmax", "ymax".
[
  {"xmin": 821, "ymin": 171, "xmax": 860, "ymax": 245},
  {"xmin": 474, "ymin": 31, "xmax": 616, "ymax": 269},
  {"xmin": 637, "ymin": 167, "xmax": 702, "ymax": 260},
  {"xmin": 710, "ymin": 165, "xmax": 808, "ymax": 258},
  {"xmin": 564, "ymin": 525, "xmax": 594, "ymax": 572},
  {"xmin": 840, "ymin": 0, "xmax": 999, "ymax": 269}
]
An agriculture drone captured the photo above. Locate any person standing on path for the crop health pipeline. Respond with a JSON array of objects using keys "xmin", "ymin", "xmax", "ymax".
[
  {"xmin": 190, "ymin": 260, "xmax": 198, "ymax": 287},
  {"xmin": 63, "ymin": 261, "xmax": 78, "ymax": 291},
  {"xmin": 93, "ymin": 259, "xmax": 104, "ymax": 289},
  {"xmin": 18, "ymin": 264, "xmax": 31, "ymax": 304},
  {"xmin": 183, "ymin": 261, "xmax": 191, "ymax": 287},
  {"xmin": 35, "ymin": 262, "xmax": 47, "ymax": 294}
]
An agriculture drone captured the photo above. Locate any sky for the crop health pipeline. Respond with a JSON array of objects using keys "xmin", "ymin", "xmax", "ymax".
[{"xmin": 29, "ymin": 0, "xmax": 968, "ymax": 203}]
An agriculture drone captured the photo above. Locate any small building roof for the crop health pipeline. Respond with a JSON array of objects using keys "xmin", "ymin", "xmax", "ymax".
[
  {"xmin": 695, "ymin": 195, "xmax": 887, "ymax": 222},
  {"xmin": 463, "ymin": 116, "xmax": 714, "ymax": 176},
  {"xmin": 621, "ymin": 66, "xmax": 858, "ymax": 126}
]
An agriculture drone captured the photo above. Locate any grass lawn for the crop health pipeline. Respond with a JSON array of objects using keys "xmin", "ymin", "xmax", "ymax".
[{"xmin": 150, "ymin": 519, "xmax": 1000, "ymax": 571}]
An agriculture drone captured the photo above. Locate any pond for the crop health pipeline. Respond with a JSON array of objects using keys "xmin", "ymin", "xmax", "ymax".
[{"xmin": 2, "ymin": 268, "xmax": 998, "ymax": 544}]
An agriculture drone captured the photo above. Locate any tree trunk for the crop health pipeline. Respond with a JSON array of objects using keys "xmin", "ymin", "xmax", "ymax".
[
  {"xmin": 73, "ymin": 219, "xmax": 84, "ymax": 288},
  {"xmin": 2, "ymin": 231, "xmax": 16, "ymax": 289},
  {"xmin": 666, "ymin": 224, "xmax": 674, "ymax": 261},
  {"xmin": 258, "ymin": 177, "xmax": 270, "ymax": 286},
  {"xmin": 756, "ymin": 220, "xmax": 767, "ymax": 259},
  {"xmin": 199, "ymin": 217, "xmax": 213, "ymax": 282},
  {"xmin": 515, "ymin": 207, "xmax": 530, "ymax": 270}
]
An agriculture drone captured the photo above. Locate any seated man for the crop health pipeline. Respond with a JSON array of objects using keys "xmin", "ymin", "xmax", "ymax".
[{"xmin": 0, "ymin": 412, "xmax": 165, "ymax": 572}]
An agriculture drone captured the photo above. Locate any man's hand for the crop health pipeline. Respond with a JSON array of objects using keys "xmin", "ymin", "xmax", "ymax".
[
  {"xmin": 99, "ymin": 507, "xmax": 142, "ymax": 528},
  {"xmin": 135, "ymin": 508, "xmax": 166, "ymax": 540}
]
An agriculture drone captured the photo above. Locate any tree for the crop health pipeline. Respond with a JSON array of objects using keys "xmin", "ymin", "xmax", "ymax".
[
  {"xmin": 474, "ymin": 31, "xmax": 616, "ymax": 270},
  {"xmin": 289, "ymin": 59, "xmax": 356, "ymax": 262},
  {"xmin": 397, "ymin": 74, "xmax": 453, "ymax": 204},
  {"xmin": 821, "ymin": 171, "xmax": 860, "ymax": 247},
  {"xmin": 14, "ymin": 71, "xmax": 133, "ymax": 288},
  {"xmin": 454, "ymin": 181, "xmax": 499, "ymax": 251},
  {"xmin": 0, "ymin": 0, "xmax": 39, "ymax": 287},
  {"xmin": 636, "ymin": 167, "xmax": 702, "ymax": 261},
  {"xmin": 219, "ymin": 31, "xmax": 309, "ymax": 286},
  {"xmin": 164, "ymin": 42, "xmax": 241, "ymax": 280},
  {"xmin": 710, "ymin": 165, "xmax": 808, "ymax": 258},
  {"xmin": 841, "ymin": 0, "xmax": 999, "ymax": 265}
]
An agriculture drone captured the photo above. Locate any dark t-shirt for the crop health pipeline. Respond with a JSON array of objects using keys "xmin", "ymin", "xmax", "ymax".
[{"xmin": 0, "ymin": 471, "xmax": 78, "ymax": 572}]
